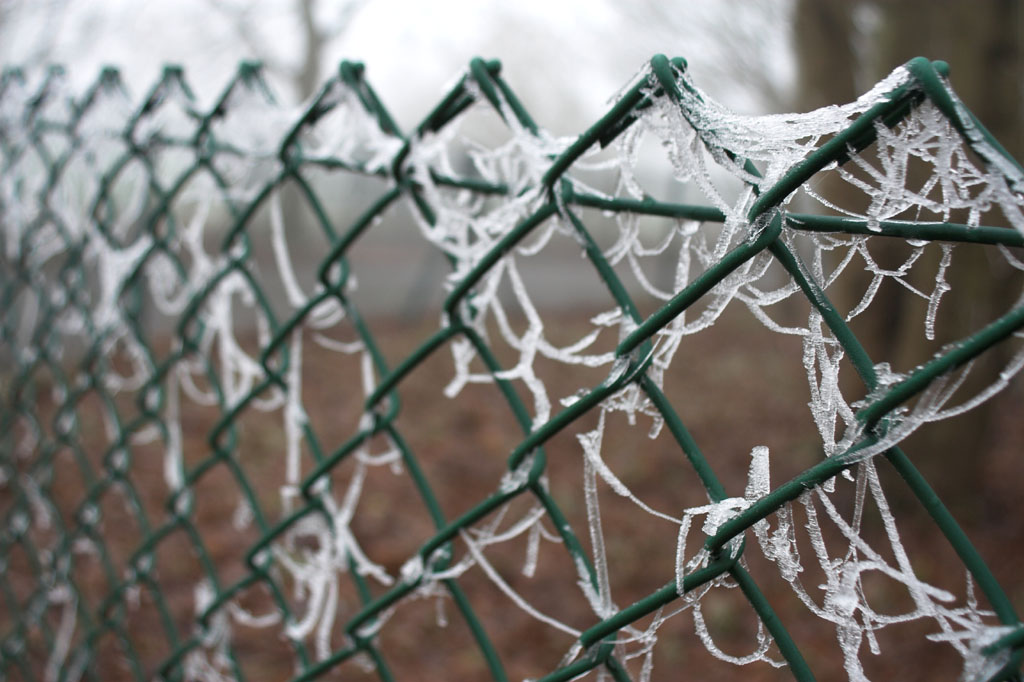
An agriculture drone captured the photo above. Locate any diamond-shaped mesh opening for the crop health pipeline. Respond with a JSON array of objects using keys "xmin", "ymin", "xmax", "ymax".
[{"xmin": 1, "ymin": 55, "xmax": 1022, "ymax": 682}]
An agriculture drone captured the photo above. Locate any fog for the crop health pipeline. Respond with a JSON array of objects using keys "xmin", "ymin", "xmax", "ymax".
[{"xmin": 0, "ymin": 0, "xmax": 794, "ymax": 128}]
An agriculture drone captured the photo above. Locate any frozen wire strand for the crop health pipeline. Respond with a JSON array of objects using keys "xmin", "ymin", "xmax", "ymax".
[
  {"xmin": 582, "ymin": 447, "xmax": 614, "ymax": 619},
  {"xmin": 632, "ymin": 218, "xmax": 682, "ymax": 259},
  {"xmin": 189, "ymin": 581, "xmax": 236, "ymax": 682},
  {"xmin": 458, "ymin": 528, "xmax": 582, "ymax": 638},
  {"xmin": 184, "ymin": 655, "xmax": 234, "ymax": 682},
  {"xmin": 647, "ymin": 99, "xmax": 736, "ymax": 221},
  {"xmin": 319, "ymin": 466, "xmax": 393, "ymax": 585},
  {"xmin": 924, "ymin": 242, "xmax": 954, "ymax": 340},
  {"xmin": 577, "ymin": 410, "xmax": 680, "ymax": 524},
  {"xmin": 17, "ymin": 473, "xmax": 52, "ymax": 531},
  {"xmin": 931, "ymin": 343, "xmax": 1024, "ymax": 420},
  {"xmin": 999, "ymin": 243, "xmax": 1024, "ymax": 271},
  {"xmin": 93, "ymin": 231, "xmax": 153, "ymax": 330},
  {"xmin": 675, "ymin": 63, "xmax": 912, "ymax": 178},
  {"xmin": 927, "ymin": 620, "xmax": 1016, "ymax": 649},
  {"xmin": 302, "ymin": 295, "xmax": 347, "ymax": 330},
  {"xmin": 803, "ymin": 313, "xmax": 855, "ymax": 456},
  {"xmin": 486, "ymin": 260, "xmax": 551, "ymax": 424},
  {"xmin": 515, "ymin": 206, "xmax": 568, "ymax": 257},
  {"xmin": 523, "ymin": 517, "xmax": 543, "ymax": 577},
  {"xmin": 314, "ymin": 574, "xmax": 338, "ymax": 659},
  {"xmin": 464, "ymin": 133, "xmax": 550, "ymax": 200},
  {"xmin": 98, "ymin": 330, "xmax": 155, "ymax": 392},
  {"xmin": 176, "ymin": 351, "xmax": 223, "ymax": 407},
  {"xmin": 103, "ymin": 157, "xmax": 151, "ymax": 239},
  {"xmin": 443, "ymin": 335, "xmax": 483, "ymax": 398},
  {"xmin": 485, "ymin": 260, "xmax": 613, "ymax": 368},
  {"xmin": 692, "ymin": 597, "xmax": 781, "ymax": 668},
  {"xmin": 404, "ymin": 548, "xmax": 475, "ymax": 585},
  {"xmin": 836, "ymin": 362, "xmax": 983, "ymax": 467},
  {"xmin": 282, "ymin": 329, "xmax": 307, "ymax": 513},
  {"xmin": 269, "ymin": 190, "xmax": 313, "ymax": 310},
  {"xmin": 844, "ymin": 250, "xmax": 924, "ymax": 322},
  {"xmin": 812, "ymin": 465, "xmax": 962, "ymax": 618},
  {"xmin": 148, "ymin": 201, "xmax": 215, "ymax": 315},
  {"xmin": 736, "ymin": 289, "xmax": 811, "ymax": 337},
  {"xmin": 277, "ymin": 538, "xmax": 340, "ymax": 646},
  {"xmin": 602, "ymin": 211, "xmax": 642, "ymax": 265},
  {"xmin": 43, "ymin": 586, "xmax": 76, "ymax": 682},
  {"xmin": 675, "ymin": 498, "xmax": 749, "ymax": 595},
  {"xmin": 624, "ymin": 247, "xmax": 677, "ymax": 301},
  {"xmin": 323, "ymin": 457, "xmax": 364, "ymax": 528},
  {"xmin": 791, "ymin": 485, "xmax": 887, "ymax": 621},
  {"xmin": 310, "ymin": 332, "xmax": 363, "ymax": 354},
  {"xmin": 354, "ymin": 444, "xmax": 403, "ymax": 468},
  {"xmin": 863, "ymin": 461, "xmax": 990, "ymax": 658},
  {"xmin": 465, "ymin": 503, "xmax": 548, "ymax": 548},
  {"xmin": 163, "ymin": 373, "xmax": 185, "ymax": 491},
  {"xmin": 302, "ymin": 83, "xmax": 393, "ymax": 164}
]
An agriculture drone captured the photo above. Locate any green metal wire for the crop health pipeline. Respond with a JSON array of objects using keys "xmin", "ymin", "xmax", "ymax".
[{"xmin": 0, "ymin": 53, "xmax": 1022, "ymax": 682}]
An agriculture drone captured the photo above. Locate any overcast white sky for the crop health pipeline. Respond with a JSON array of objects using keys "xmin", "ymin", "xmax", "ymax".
[{"xmin": 0, "ymin": 0, "xmax": 794, "ymax": 132}]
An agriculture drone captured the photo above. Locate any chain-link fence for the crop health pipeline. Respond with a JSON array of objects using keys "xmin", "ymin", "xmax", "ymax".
[{"xmin": 1, "ymin": 54, "xmax": 1023, "ymax": 681}]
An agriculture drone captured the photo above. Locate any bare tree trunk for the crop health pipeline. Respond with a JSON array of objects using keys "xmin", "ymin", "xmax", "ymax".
[
  {"xmin": 296, "ymin": 0, "xmax": 326, "ymax": 100},
  {"xmin": 792, "ymin": 0, "xmax": 1024, "ymax": 516},
  {"xmin": 794, "ymin": 0, "xmax": 859, "ymax": 111},
  {"xmin": 872, "ymin": 0, "xmax": 1022, "ymax": 516}
]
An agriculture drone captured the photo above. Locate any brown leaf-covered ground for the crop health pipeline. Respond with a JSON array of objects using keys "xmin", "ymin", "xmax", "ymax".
[{"xmin": 4, "ymin": 301, "xmax": 1023, "ymax": 682}]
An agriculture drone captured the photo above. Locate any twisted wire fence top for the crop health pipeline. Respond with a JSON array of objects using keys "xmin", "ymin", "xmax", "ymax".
[{"xmin": 0, "ymin": 53, "xmax": 1022, "ymax": 681}]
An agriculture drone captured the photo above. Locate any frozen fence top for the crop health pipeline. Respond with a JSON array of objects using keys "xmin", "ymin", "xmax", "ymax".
[{"xmin": 0, "ymin": 52, "xmax": 1022, "ymax": 682}]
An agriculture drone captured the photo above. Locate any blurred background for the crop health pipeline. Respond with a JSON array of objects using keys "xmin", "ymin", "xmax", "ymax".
[
  {"xmin": 0, "ymin": 0, "xmax": 794, "ymax": 123},
  {"xmin": 1, "ymin": 1, "xmax": 1022, "ymax": 679},
  {"xmin": 4, "ymin": 0, "xmax": 1020, "ymax": 316},
  {"xmin": 0, "ymin": 0, "xmax": 1014, "ymax": 133},
  {"xmin": 5, "ymin": 0, "xmax": 1013, "ymax": 495}
]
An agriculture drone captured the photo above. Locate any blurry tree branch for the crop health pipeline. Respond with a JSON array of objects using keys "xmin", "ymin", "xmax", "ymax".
[
  {"xmin": 0, "ymin": 0, "xmax": 72, "ymax": 67},
  {"xmin": 610, "ymin": 0, "xmax": 795, "ymax": 111},
  {"xmin": 206, "ymin": 0, "xmax": 368, "ymax": 99}
]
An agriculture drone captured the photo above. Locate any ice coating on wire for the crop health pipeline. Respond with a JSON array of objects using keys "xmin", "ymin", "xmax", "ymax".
[{"xmin": 0, "ymin": 53, "xmax": 1022, "ymax": 682}]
